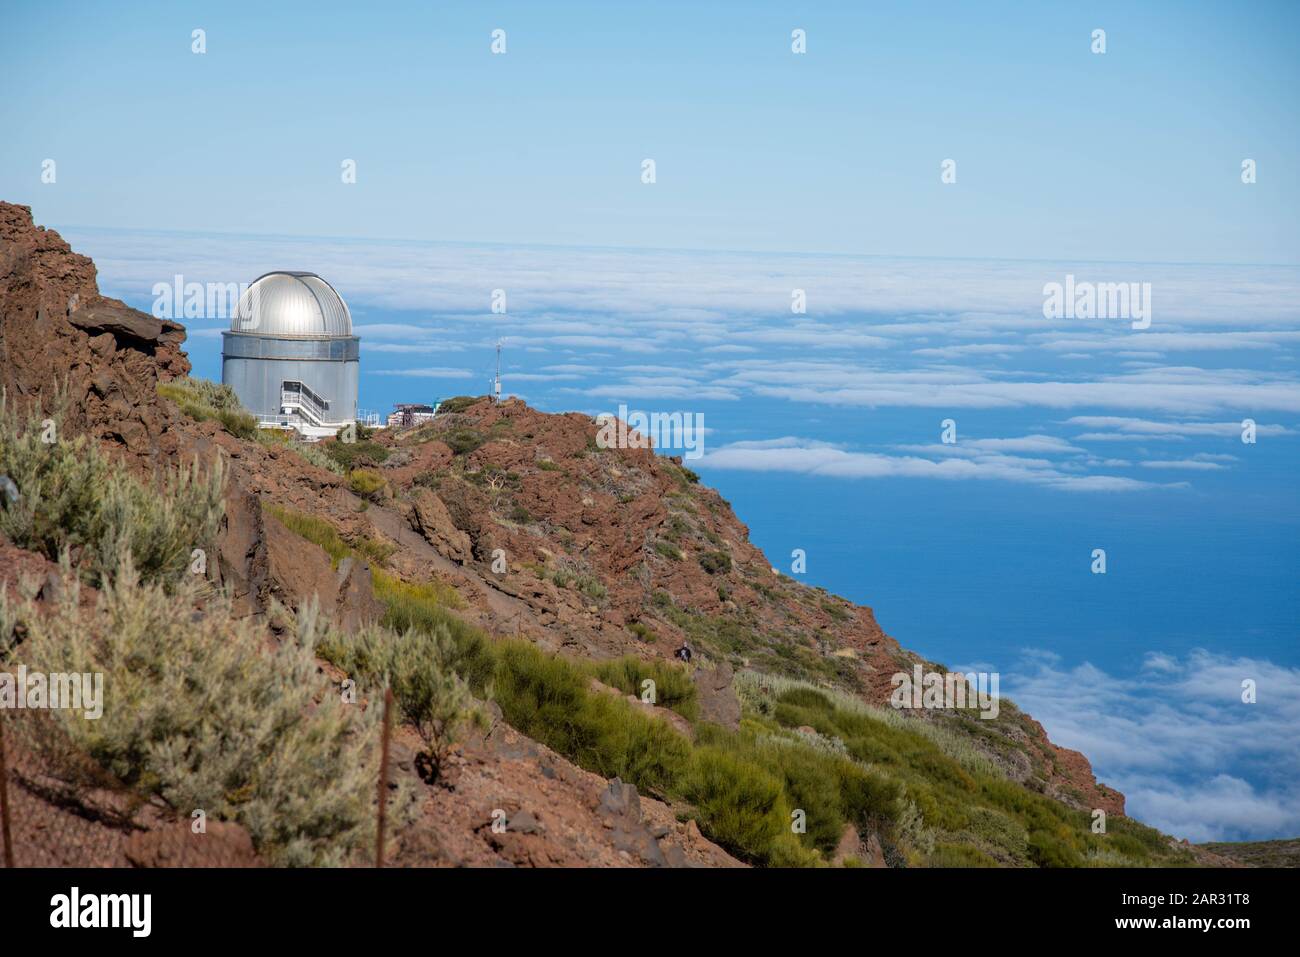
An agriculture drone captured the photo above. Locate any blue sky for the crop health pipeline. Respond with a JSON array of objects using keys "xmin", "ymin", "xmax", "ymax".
[
  {"xmin": 3, "ymin": 1, "xmax": 1298, "ymax": 841},
  {"xmin": 2, "ymin": 0, "xmax": 1298, "ymax": 261}
]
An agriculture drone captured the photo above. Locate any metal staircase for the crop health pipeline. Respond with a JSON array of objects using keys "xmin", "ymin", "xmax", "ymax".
[{"xmin": 279, "ymin": 380, "xmax": 332, "ymax": 427}]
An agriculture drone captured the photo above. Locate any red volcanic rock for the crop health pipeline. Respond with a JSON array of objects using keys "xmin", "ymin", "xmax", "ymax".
[
  {"xmin": 408, "ymin": 488, "xmax": 473, "ymax": 564},
  {"xmin": 1051, "ymin": 743, "xmax": 1126, "ymax": 818},
  {"xmin": 124, "ymin": 820, "xmax": 261, "ymax": 868},
  {"xmin": 0, "ymin": 202, "xmax": 189, "ymax": 465}
]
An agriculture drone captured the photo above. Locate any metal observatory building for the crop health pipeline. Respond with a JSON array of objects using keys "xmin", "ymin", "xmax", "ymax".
[{"xmin": 221, "ymin": 271, "xmax": 360, "ymax": 439}]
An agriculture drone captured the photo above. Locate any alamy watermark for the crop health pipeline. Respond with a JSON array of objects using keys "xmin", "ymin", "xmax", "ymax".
[
  {"xmin": 151, "ymin": 275, "xmax": 252, "ymax": 322},
  {"xmin": 50, "ymin": 887, "xmax": 151, "ymax": 937},
  {"xmin": 0, "ymin": 666, "xmax": 103, "ymax": 719},
  {"xmin": 595, "ymin": 404, "xmax": 705, "ymax": 460},
  {"xmin": 890, "ymin": 664, "xmax": 1000, "ymax": 720},
  {"xmin": 1042, "ymin": 274, "xmax": 1152, "ymax": 330}
]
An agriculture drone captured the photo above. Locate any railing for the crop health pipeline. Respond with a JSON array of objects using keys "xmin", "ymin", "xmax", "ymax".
[{"xmin": 280, "ymin": 381, "xmax": 331, "ymax": 427}]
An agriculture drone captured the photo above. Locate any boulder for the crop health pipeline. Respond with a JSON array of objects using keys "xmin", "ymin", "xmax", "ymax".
[
  {"xmin": 67, "ymin": 296, "xmax": 163, "ymax": 343},
  {"xmin": 596, "ymin": 779, "xmax": 666, "ymax": 867},
  {"xmin": 692, "ymin": 660, "xmax": 741, "ymax": 731},
  {"xmin": 832, "ymin": 824, "xmax": 887, "ymax": 868},
  {"xmin": 409, "ymin": 488, "xmax": 473, "ymax": 564},
  {"xmin": 124, "ymin": 820, "xmax": 259, "ymax": 868}
]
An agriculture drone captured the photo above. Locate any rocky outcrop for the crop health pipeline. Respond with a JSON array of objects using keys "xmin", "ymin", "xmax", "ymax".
[
  {"xmin": 213, "ymin": 490, "xmax": 383, "ymax": 629},
  {"xmin": 1049, "ymin": 742, "xmax": 1126, "ymax": 818},
  {"xmin": 596, "ymin": 779, "xmax": 669, "ymax": 866},
  {"xmin": 408, "ymin": 488, "xmax": 473, "ymax": 564},
  {"xmin": 68, "ymin": 296, "xmax": 164, "ymax": 343},
  {"xmin": 0, "ymin": 202, "xmax": 188, "ymax": 464}
]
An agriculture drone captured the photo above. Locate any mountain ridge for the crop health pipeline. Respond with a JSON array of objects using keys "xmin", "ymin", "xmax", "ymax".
[{"xmin": 3, "ymin": 201, "xmax": 1220, "ymax": 868}]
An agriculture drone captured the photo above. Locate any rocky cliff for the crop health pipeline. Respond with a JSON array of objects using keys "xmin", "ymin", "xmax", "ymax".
[{"xmin": 0, "ymin": 203, "xmax": 189, "ymax": 463}]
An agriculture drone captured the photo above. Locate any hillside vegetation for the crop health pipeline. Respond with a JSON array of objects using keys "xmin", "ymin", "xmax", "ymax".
[{"xmin": 271, "ymin": 499, "xmax": 1192, "ymax": 867}]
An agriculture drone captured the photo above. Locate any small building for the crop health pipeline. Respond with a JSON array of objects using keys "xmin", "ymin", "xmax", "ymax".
[
  {"xmin": 387, "ymin": 402, "xmax": 440, "ymax": 429},
  {"xmin": 221, "ymin": 271, "xmax": 360, "ymax": 439}
]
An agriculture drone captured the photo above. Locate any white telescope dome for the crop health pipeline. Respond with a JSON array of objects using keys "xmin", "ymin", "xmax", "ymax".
[{"xmin": 230, "ymin": 271, "xmax": 352, "ymax": 337}]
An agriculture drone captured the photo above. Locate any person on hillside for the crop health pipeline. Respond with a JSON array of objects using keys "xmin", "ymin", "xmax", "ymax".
[{"xmin": 674, "ymin": 642, "xmax": 692, "ymax": 664}]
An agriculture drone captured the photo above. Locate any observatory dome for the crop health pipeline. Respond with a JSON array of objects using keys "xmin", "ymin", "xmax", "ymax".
[
  {"xmin": 230, "ymin": 271, "xmax": 352, "ymax": 337},
  {"xmin": 222, "ymin": 270, "xmax": 361, "ymax": 438}
]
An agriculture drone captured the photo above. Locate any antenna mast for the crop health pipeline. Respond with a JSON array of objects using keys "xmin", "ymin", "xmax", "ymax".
[{"xmin": 493, "ymin": 340, "xmax": 502, "ymax": 404}]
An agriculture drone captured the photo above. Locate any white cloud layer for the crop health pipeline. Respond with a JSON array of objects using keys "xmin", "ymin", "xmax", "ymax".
[
  {"xmin": 996, "ymin": 649, "xmax": 1300, "ymax": 842},
  {"xmin": 701, "ymin": 436, "xmax": 1182, "ymax": 492}
]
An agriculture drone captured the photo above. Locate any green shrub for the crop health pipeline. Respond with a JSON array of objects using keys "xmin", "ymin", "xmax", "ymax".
[
  {"xmin": 929, "ymin": 843, "xmax": 998, "ymax": 867},
  {"xmin": 690, "ymin": 722, "xmax": 903, "ymax": 861},
  {"xmin": 90, "ymin": 458, "xmax": 226, "ymax": 587},
  {"xmin": 508, "ymin": 504, "xmax": 532, "ymax": 524},
  {"xmin": 576, "ymin": 575, "xmax": 608, "ymax": 602},
  {"xmin": 836, "ymin": 759, "xmax": 905, "ymax": 834},
  {"xmin": 0, "ymin": 398, "xmax": 225, "ymax": 586},
  {"xmin": 9, "ymin": 555, "xmax": 388, "ymax": 865},
  {"xmin": 354, "ymin": 535, "xmax": 396, "ymax": 567},
  {"xmin": 345, "ymin": 468, "xmax": 384, "ymax": 501},
  {"xmin": 628, "ymin": 621, "xmax": 658, "ymax": 644},
  {"xmin": 157, "ymin": 378, "xmax": 258, "ymax": 439},
  {"xmin": 348, "ymin": 468, "xmax": 387, "ymax": 500},
  {"xmin": 654, "ymin": 540, "xmax": 684, "ymax": 561},
  {"xmin": 761, "ymin": 743, "xmax": 846, "ymax": 850},
  {"xmin": 778, "ymin": 686, "xmax": 835, "ymax": 714},
  {"xmin": 958, "ymin": 806, "xmax": 1029, "ymax": 864},
  {"xmin": 324, "ymin": 437, "xmax": 389, "ymax": 470},
  {"xmin": 1028, "ymin": 829, "xmax": 1085, "ymax": 868},
  {"xmin": 491, "ymin": 641, "xmax": 690, "ymax": 796},
  {"xmin": 679, "ymin": 747, "xmax": 790, "ymax": 863},
  {"xmin": 437, "ymin": 396, "xmax": 480, "ymax": 415},
  {"xmin": 285, "ymin": 440, "xmax": 344, "ymax": 475},
  {"xmin": 587, "ymin": 656, "xmax": 699, "ymax": 721},
  {"xmin": 736, "ymin": 671, "xmax": 1000, "ymax": 778},
  {"xmin": 372, "ymin": 569, "xmax": 497, "ymax": 693},
  {"xmin": 316, "ymin": 617, "xmax": 481, "ymax": 780},
  {"xmin": 698, "ymin": 550, "xmax": 732, "ymax": 575},
  {"xmin": 444, "ymin": 428, "xmax": 486, "ymax": 456}
]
